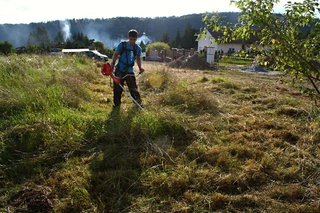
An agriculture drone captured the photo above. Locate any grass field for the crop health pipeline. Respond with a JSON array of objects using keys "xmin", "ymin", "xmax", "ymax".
[{"xmin": 0, "ymin": 54, "xmax": 320, "ymax": 212}]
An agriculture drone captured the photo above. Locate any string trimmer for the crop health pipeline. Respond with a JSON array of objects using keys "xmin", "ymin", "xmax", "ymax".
[{"xmin": 101, "ymin": 63, "xmax": 145, "ymax": 111}]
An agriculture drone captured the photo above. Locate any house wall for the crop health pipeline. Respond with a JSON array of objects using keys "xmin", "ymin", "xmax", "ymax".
[
  {"xmin": 197, "ymin": 31, "xmax": 213, "ymax": 52},
  {"xmin": 216, "ymin": 43, "xmax": 243, "ymax": 54},
  {"xmin": 197, "ymin": 30, "xmax": 254, "ymax": 54}
]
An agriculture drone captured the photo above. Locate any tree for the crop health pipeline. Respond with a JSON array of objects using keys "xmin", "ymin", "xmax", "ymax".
[
  {"xmin": 139, "ymin": 41, "xmax": 146, "ymax": 52},
  {"xmin": 92, "ymin": 41, "xmax": 105, "ymax": 52},
  {"xmin": 26, "ymin": 44, "xmax": 43, "ymax": 54},
  {"xmin": 181, "ymin": 22, "xmax": 198, "ymax": 49},
  {"xmin": 70, "ymin": 32, "xmax": 91, "ymax": 48},
  {"xmin": 91, "ymin": 41, "xmax": 113, "ymax": 57},
  {"xmin": 27, "ymin": 26, "xmax": 51, "ymax": 48},
  {"xmin": 203, "ymin": 0, "xmax": 320, "ymax": 103},
  {"xmin": 161, "ymin": 30, "xmax": 170, "ymax": 44},
  {"xmin": 0, "ymin": 41, "xmax": 16, "ymax": 55},
  {"xmin": 54, "ymin": 31, "xmax": 65, "ymax": 46},
  {"xmin": 172, "ymin": 28, "xmax": 182, "ymax": 48}
]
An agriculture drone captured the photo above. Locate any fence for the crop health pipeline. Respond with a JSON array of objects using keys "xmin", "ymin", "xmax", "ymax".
[{"xmin": 146, "ymin": 48, "xmax": 196, "ymax": 62}]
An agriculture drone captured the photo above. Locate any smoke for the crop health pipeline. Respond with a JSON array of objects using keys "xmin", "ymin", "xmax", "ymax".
[
  {"xmin": 81, "ymin": 21, "xmax": 154, "ymax": 49},
  {"xmin": 60, "ymin": 19, "xmax": 71, "ymax": 40},
  {"xmin": 86, "ymin": 30, "xmax": 119, "ymax": 49},
  {"xmin": 81, "ymin": 21, "xmax": 119, "ymax": 49},
  {"xmin": 111, "ymin": 32, "xmax": 153, "ymax": 48},
  {"xmin": 0, "ymin": 24, "xmax": 31, "ymax": 47}
]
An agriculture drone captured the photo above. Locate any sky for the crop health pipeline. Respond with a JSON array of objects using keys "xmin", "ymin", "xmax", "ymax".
[{"xmin": 0, "ymin": 0, "xmax": 307, "ymax": 25}]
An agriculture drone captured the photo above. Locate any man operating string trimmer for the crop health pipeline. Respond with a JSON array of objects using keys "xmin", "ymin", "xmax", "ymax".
[{"xmin": 110, "ymin": 29, "xmax": 145, "ymax": 110}]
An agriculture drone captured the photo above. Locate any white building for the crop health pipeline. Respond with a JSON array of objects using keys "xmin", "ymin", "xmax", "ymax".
[{"xmin": 196, "ymin": 29, "xmax": 259, "ymax": 55}]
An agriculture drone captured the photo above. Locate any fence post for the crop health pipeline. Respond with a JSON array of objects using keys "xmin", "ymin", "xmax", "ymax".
[{"xmin": 172, "ymin": 48, "xmax": 177, "ymax": 60}]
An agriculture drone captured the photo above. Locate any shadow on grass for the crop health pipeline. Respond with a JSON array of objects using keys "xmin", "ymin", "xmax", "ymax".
[{"xmin": 87, "ymin": 106, "xmax": 195, "ymax": 212}]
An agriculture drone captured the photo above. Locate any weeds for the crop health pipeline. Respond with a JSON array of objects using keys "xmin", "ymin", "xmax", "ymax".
[
  {"xmin": 1, "ymin": 56, "xmax": 320, "ymax": 212},
  {"xmin": 157, "ymin": 79, "xmax": 220, "ymax": 114}
]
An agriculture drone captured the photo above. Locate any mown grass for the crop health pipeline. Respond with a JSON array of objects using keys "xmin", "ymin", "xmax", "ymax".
[{"xmin": 1, "ymin": 55, "xmax": 320, "ymax": 212}]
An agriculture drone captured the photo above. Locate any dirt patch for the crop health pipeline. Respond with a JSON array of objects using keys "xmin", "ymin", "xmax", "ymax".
[{"xmin": 167, "ymin": 54, "xmax": 215, "ymax": 70}]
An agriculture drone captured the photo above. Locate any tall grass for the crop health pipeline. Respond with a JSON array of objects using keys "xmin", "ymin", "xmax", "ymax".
[
  {"xmin": 0, "ymin": 55, "xmax": 98, "ymax": 184},
  {"xmin": 1, "ymin": 55, "xmax": 320, "ymax": 212}
]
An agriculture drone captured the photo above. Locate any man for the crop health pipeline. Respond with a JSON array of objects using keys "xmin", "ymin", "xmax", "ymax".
[{"xmin": 110, "ymin": 29, "xmax": 145, "ymax": 109}]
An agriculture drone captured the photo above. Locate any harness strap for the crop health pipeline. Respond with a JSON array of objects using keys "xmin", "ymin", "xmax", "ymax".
[{"xmin": 119, "ymin": 41, "xmax": 137, "ymax": 71}]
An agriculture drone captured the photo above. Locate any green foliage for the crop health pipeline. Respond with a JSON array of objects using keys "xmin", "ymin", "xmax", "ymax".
[
  {"xmin": 172, "ymin": 28, "xmax": 182, "ymax": 48},
  {"xmin": 0, "ymin": 55, "xmax": 94, "ymax": 116},
  {"xmin": 91, "ymin": 41, "xmax": 104, "ymax": 51},
  {"xmin": 203, "ymin": 0, "xmax": 320, "ymax": 102},
  {"xmin": 27, "ymin": 26, "xmax": 51, "ymax": 48},
  {"xmin": 53, "ymin": 31, "xmax": 65, "ymax": 44},
  {"xmin": 146, "ymin": 41, "xmax": 171, "ymax": 53},
  {"xmin": 220, "ymin": 57, "xmax": 254, "ymax": 65},
  {"xmin": 1, "ymin": 13, "xmax": 242, "ymax": 51},
  {"xmin": 180, "ymin": 22, "xmax": 198, "ymax": 49},
  {"xmin": 0, "ymin": 41, "xmax": 16, "ymax": 55},
  {"xmin": 1, "ymin": 55, "xmax": 320, "ymax": 212},
  {"xmin": 211, "ymin": 76, "xmax": 239, "ymax": 90},
  {"xmin": 91, "ymin": 41, "xmax": 113, "ymax": 57},
  {"xmin": 139, "ymin": 40, "xmax": 147, "ymax": 52},
  {"xmin": 65, "ymin": 32, "xmax": 92, "ymax": 49},
  {"xmin": 161, "ymin": 30, "xmax": 170, "ymax": 43},
  {"xmin": 25, "ymin": 44, "xmax": 47, "ymax": 54}
]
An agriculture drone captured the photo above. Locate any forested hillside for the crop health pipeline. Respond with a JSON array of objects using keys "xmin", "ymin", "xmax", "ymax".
[{"xmin": 0, "ymin": 12, "xmax": 240, "ymax": 48}]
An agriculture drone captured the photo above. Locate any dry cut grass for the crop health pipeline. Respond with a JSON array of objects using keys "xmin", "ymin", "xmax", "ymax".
[{"xmin": 1, "ymin": 57, "xmax": 320, "ymax": 213}]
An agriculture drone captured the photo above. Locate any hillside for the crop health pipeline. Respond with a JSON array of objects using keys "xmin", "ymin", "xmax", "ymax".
[
  {"xmin": 0, "ymin": 13, "xmax": 240, "ymax": 48},
  {"xmin": 0, "ymin": 55, "xmax": 320, "ymax": 212}
]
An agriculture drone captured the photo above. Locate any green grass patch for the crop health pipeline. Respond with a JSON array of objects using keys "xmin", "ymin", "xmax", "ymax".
[
  {"xmin": 220, "ymin": 57, "xmax": 254, "ymax": 65},
  {"xmin": 1, "ymin": 55, "xmax": 320, "ymax": 212}
]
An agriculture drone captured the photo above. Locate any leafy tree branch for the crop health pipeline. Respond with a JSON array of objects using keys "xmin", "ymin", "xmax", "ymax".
[{"xmin": 203, "ymin": 0, "xmax": 320, "ymax": 103}]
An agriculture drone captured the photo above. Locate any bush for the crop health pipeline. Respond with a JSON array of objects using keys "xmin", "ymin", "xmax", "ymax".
[
  {"xmin": 0, "ymin": 41, "xmax": 16, "ymax": 55},
  {"xmin": 146, "ymin": 42, "xmax": 171, "ymax": 53}
]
